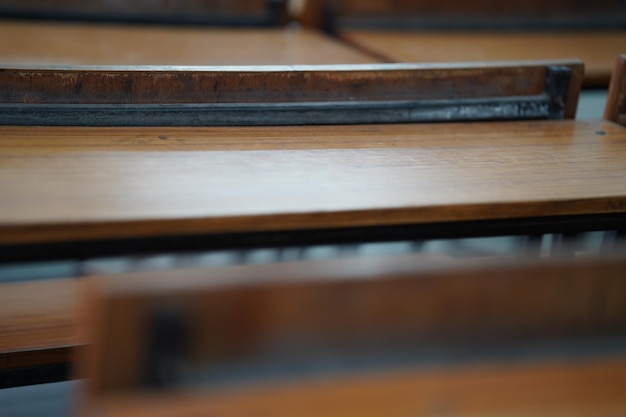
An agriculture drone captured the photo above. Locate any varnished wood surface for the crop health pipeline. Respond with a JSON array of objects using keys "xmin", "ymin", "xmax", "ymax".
[
  {"xmin": 0, "ymin": 120, "xmax": 625, "ymax": 246},
  {"xmin": 0, "ymin": 21, "xmax": 377, "ymax": 66},
  {"xmin": 605, "ymin": 54, "xmax": 626, "ymax": 126},
  {"xmin": 0, "ymin": 279, "xmax": 83, "ymax": 369},
  {"xmin": 342, "ymin": 30, "xmax": 626, "ymax": 87},
  {"xmin": 91, "ymin": 357, "xmax": 626, "ymax": 417}
]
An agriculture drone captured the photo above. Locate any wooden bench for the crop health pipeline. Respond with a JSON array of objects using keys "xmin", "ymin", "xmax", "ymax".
[
  {"xmin": 73, "ymin": 252, "xmax": 626, "ymax": 416},
  {"xmin": 298, "ymin": 0, "xmax": 626, "ymax": 87},
  {"xmin": 605, "ymin": 54, "xmax": 626, "ymax": 126},
  {"xmin": 0, "ymin": 0, "xmax": 288, "ymax": 26},
  {"xmin": 0, "ymin": 118, "xmax": 624, "ymax": 262}
]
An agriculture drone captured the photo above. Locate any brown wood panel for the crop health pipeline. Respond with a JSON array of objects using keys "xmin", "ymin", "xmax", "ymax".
[
  {"xmin": 0, "ymin": 60, "xmax": 581, "ymax": 110},
  {"xmin": 0, "ymin": 120, "xmax": 624, "ymax": 246},
  {"xmin": 342, "ymin": 30, "xmax": 626, "ymax": 87},
  {"xmin": 0, "ymin": 279, "xmax": 83, "ymax": 369},
  {"xmin": 88, "ymin": 358, "xmax": 626, "ymax": 417},
  {"xmin": 605, "ymin": 54, "xmax": 626, "ymax": 126},
  {"xmin": 0, "ymin": 21, "xmax": 377, "ymax": 66},
  {"xmin": 73, "ymin": 253, "xmax": 626, "ymax": 416}
]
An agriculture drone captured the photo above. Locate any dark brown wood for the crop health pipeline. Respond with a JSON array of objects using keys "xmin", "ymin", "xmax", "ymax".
[
  {"xmin": 0, "ymin": 119, "xmax": 623, "ymax": 247},
  {"xmin": 75, "ymin": 253, "xmax": 626, "ymax": 416},
  {"xmin": 605, "ymin": 54, "xmax": 626, "ymax": 126},
  {"xmin": 0, "ymin": 60, "xmax": 581, "ymax": 107},
  {"xmin": 300, "ymin": 0, "xmax": 626, "ymax": 29},
  {"xmin": 0, "ymin": 0, "xmax": 288, "ymax": 26}
]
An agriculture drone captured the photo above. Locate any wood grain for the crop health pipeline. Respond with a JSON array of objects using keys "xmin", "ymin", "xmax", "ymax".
[
  {"xmin": 0, "ymin": 60, "xmax": 579, "ymax": 105},
  {"xmin": 0, "ymin": 21, "xmax": 376, "ymax": 66},
  {"xmin": 342, "ymin": 30, "xmax": 626, "ymax": 87},
  {"xmin": 89, "ymin": 358, "xmax": 626, "ymax": 417},
  {"xmin": 0, "ymin": 120, "xmax": 625, "ymax": 246},
  {"xmin": 605, "ymin": 54, "xmax": 626, "ymax": 126},
  {"xmin": 0, "ymin": 279, "xmax": 83, "ymax": 369}
]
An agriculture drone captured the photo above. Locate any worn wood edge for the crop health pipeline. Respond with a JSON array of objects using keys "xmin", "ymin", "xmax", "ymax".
[
  {"xmin": 0, "ymin": 60, "xmax": 582, "ymax": 107},
  {"xmin": 0, "ymin": 196, "xmax": 623, "ymax": 246},
  {"xmin": 604, "ymin": 54, "xmax": 626, "ymax": 125}
]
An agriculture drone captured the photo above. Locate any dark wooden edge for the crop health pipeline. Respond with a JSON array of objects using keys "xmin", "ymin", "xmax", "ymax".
[
  {"xmin": 604, "ymin": 54, "xmax": 626, "ymax": 126},
  {"xmin": 0, "ymin": 60, "xmax": 582, "ymax": 124}
]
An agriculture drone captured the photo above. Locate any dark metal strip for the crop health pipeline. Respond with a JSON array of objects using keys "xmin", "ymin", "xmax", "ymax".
[{"xmin": 0, "ymin": 95, "xmax": 557, "ymax": 126}]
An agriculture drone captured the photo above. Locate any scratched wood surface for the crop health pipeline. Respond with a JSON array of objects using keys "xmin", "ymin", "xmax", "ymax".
[
  {"xmin": 0, "ymin": 21, "xmax": 376, "ymax": 66},
  {"xmin": 341, "ymin": 31, "xmax": 626, "ymax": 87},
  {"xmin": 0, "ymin": 120, "xmax": 625, "ymax": 246},
  {"xmin": 605, "ymin": 55, "xmax": 626, "ymax": 126},
  {"xmin": 88, "ymin": 358, "xmax": 626, "ymax": 417},
  {"xmin": 0, "ymin": 61, "xmax": 581, "ymax": 120}
]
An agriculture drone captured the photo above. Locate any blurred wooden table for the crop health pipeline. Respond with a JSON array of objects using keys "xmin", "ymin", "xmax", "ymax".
[
  {"xmin": 342, "ymin": 30, "xmax": 626, "ymax": 87},
  {"xmin": 0, "ymin": 20, "xmax": 378, "ymax": 65}
]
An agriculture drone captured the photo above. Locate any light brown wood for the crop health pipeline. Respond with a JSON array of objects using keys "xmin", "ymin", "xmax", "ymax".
[
  {"xmin": 605, "ymin": 54, "xmax": 626, "ymax": 126},
  {"xmin": 0, "ymin": 21, "xmax": 377, "ymax": 66},
  {"xmin": 0, "ymin": 279, "xmax": 83, "ymax": 369},
  {"xmin": 0, "ymin": 120, "xmax": 625, "ymax": 246},
  {"xmin": 342, "ymin": 30, "xmax": 626, "ymax": 87},
  {"xmin": 89, "ymin": 358, "xmax": 626, "ymax": 417}
]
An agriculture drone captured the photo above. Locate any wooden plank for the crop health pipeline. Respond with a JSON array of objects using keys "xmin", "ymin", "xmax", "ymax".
[
  {"xmin": 0, "ymin": 0, "xmax": 287, "ymax": 26},
  {"xmin": 76, "ymin": 254, "xmax": 626, "ymax": 416},
  {"xmin": 0, "ymin": 120, "xmax": 624, "ymax": 247},
  {"xmin": 0, "ymin": 279, "xmax": 83, "ymax": 369},
  {"xmin": 341, "ymin": 30, "xmax": 626, "ymax": 87},
  {"xmin": 605, "ymin": 54, "xmax": 626, "ymax": 126},
  {"xmin": 0, "ymin": 21, "xmax": 377, "ymax": 66},
  {"xmin": 0, "ymin": 60, "xmax": 582, "ymax": 126},
  {"xmin": 88, "ymin": 358, "xmax": 626, "ymax": 417}
]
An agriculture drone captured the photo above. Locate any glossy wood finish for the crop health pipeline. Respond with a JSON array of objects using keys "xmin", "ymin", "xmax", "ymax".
[
  {"xmin": 342, "ymin": 31, "xmax": 626, "ymax": 87},
  {"xmin": 0, "ymin": 279, "xmax": 83, "ymax": 369},
  {"xmin": 605, "ymin": 54, "xmax": 626, "ymax": 126},
  {"xmin": 89, "ymin": 358, "xmax": 626, "ymax": 417},
  {"xmin": 0, "ymin": 21, "xmax": 376, "ymax": 66},
  {"xmin": 0, "ymin": 120, "xmax": 625, "ymax": 246}
]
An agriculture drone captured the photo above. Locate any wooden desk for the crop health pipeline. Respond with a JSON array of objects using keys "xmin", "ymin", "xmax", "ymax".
[
  {"xmin": 342, "ymin": 31, "xmax": 626, "ymax": 87},
  {"xmin": 0, "ymin": 20, "xmax": 377, "ymax": 66},
  {"xmin": 0, "ymin": 120, "xmax": 625, "ymax": 259}
]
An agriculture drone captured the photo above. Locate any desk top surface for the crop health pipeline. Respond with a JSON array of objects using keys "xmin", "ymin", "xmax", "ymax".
[
  {"xmin": 343, "ymin": 31, "xmax": 626, "ymax": 86},
  {"xmin": 0, "ymin": 20, "xmax": 377, "ymax": 66},
  {"xmin": 1, "ymin": 120, "xmax": 625, "ymax": 245}
]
